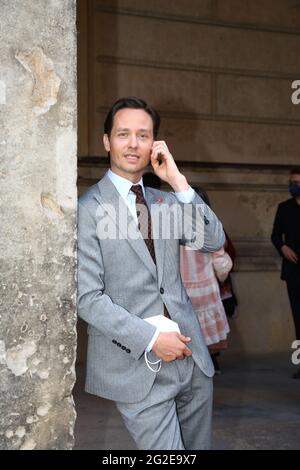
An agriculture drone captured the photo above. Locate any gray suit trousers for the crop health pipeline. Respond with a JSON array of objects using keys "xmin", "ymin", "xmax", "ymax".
[{"xmin": 116, "ymin": 358, "xmax": 213, "ymax": 450}]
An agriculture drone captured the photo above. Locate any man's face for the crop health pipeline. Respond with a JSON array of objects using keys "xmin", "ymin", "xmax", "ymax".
[
  {"xmin": 103, "ymin": 108, "xmax": 154, "ymax": 182},
  {"xmin": 290, "ymin": 173, "xmax": 300, "ymax": 186}
]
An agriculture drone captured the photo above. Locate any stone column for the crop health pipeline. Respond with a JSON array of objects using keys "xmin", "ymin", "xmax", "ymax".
[{"xmin": 0, "ymin": 1, "xmax": 77, "ymax": 450}]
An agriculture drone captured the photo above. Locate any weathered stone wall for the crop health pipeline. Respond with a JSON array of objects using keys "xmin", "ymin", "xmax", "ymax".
[
  {"xmin": 0, "ymin": 1, "xmax": 77, "ymax": 449},
  {"xmin": 77, "ymin": 0, "xmax": 300, "ymax": 357}
]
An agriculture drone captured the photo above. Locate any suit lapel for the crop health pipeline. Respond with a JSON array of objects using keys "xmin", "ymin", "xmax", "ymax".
[{"xmin": 94, "ymin": 175, "xmax": 158, "ymax": 281}]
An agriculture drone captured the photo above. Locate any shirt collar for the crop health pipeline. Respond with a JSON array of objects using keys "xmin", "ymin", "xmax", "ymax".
[{"xmin": 107, "ymin": 169, "xmax": 145, "ymax": 199}]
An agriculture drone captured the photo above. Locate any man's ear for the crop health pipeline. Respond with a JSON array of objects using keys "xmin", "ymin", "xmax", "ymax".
[{"xmin": 103, "ymin": 134, "xmax": 110, "ymax": 152}]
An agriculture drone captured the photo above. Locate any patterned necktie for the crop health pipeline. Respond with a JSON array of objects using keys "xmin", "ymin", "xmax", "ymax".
[{"xmin": 131, "ymin": 185, "xmax": 156, "ymax": 264}]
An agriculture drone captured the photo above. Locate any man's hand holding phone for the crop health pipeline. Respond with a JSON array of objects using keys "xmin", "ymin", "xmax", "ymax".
[{"xmin": 150, "ymin": 140, "xmax": 189, "ymax": 192}]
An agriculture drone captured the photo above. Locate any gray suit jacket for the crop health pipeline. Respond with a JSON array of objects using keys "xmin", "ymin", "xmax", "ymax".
[{"xmin": 77, "ymin": 173, "xmax": 225, "ymax": 403}]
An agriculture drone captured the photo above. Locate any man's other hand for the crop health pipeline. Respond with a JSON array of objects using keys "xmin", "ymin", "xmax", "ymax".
[
  {"xmin": 151, "ymin": 332, "xmax": 192, "ymax": 362},
  {"xmin": 281, "ymin": 244, "xmax": 299, "ymax": 264}
]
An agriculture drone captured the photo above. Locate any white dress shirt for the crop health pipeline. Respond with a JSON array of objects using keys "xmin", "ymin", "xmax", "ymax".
[{"xmin": 107, "ymin": 169, "xmax": 195, "ymax": 352}]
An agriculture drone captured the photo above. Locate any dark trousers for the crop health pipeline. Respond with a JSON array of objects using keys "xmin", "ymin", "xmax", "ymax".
[{"xmin": 286, "ymin": 277, "xmax": 300, "ymax": 340}]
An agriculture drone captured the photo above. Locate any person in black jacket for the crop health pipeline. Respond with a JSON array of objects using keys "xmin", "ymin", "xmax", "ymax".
[{"xmin": 271, "ymin": 167, "xmax": 300, "ymax": 379}]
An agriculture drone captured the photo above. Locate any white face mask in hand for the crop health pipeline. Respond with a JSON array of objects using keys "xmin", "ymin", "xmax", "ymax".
[
  {"xmin": 144, "ymin": 351, "xmax": 162, "ymax": 373},
  {"xmin": 144, "ymin": 315, "xmax": 181, "ymax": 373}
]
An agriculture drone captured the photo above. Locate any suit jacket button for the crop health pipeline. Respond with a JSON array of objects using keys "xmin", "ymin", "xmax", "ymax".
[
  {"xmin": 126, "ymin": 349, "xmax": 131, "ymax": 354},
  {"xmin": 112, "ymin": 339, "xmax": 117, "ymax": 344},
  {"xmin": 121, "ymin": 346, "xmax": 126, "ymax": 350},
  {"xmin": 160, "ymin": 287, "xmax": 164, "ymax": 294},
  {"xmin": 117, "ymin": 342, "xmax": 121, "ymax": 347},
  {"xmin": 204, "ymin": 216, "xmax": 209, "ymax": 225}
]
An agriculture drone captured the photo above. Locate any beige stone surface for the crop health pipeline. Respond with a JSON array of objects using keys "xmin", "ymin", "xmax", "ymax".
[
  {"xmin": 216, "ymin": 0, "xmax": 300, "ymax": 30},
  {"xmin": 217, "ymin": 75, "xmax": 299, "ymax": 121},
  {"xmin": 94, "ymin": 63, "xmax": 212, "ymax": 115},
  {"xmin": 96, "ymin": 0, "xmax": 213, "ymax": 18},
  {"xmin": 95, "ymin": 12, "xmax": 300, "ymax": 75},
  {"xmin": 15, "ymin": 47, "xmax": 61, "ymax": 116},
  {"xmin": 229, "ymin": 272, "xmax": 294, "ymax": 354},
  {"xmin": 210, "ymin": 188, "xmax": 288, "ymax": 240},
  {"xmin": 0, "ymin": 0, "xmax": 77, "ymax": 450}
]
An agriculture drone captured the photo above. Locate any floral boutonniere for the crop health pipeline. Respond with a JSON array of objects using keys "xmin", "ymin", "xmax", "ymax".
[{"xmin": 156, "ymin": 197, "xmax": 165, "ymax": 204}]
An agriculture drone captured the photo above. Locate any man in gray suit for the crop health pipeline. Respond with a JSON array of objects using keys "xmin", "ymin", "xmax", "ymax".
[{"xmin": 78, "ymin": 97, "xmax": 225, "ymax": 450}]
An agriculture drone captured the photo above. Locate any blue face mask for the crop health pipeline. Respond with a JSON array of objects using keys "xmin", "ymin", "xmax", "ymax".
[{"xmin": 289, "ymin": 181, "xmax": 300, "ymax": 198}]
